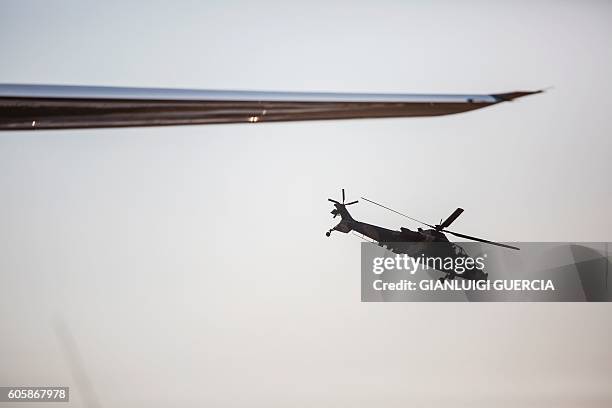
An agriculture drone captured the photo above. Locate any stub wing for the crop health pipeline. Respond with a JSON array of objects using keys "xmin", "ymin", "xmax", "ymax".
[{"xmin": 0, "ymin": 84, "xmax": 542, "ymax": 130}]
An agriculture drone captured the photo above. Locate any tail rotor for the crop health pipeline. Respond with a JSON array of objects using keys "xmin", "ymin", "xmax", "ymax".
[{"xmin": 328, "ymin": 188, "xmax": 358, "ymax": 208}]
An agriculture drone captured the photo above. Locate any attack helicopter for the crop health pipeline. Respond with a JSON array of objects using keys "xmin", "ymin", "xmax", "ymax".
[{"xmin": 326, "ymin": 189, "xmax": 519, "ymax": 281}]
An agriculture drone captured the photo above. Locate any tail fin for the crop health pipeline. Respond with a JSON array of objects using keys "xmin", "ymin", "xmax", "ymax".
[
  {"xmin": 328, "ymin": 203, "xmax": 355, "ymax": 234},
  {"xmin": 326, "ymin": 189, "xmax": 358, "ymax": 236}
]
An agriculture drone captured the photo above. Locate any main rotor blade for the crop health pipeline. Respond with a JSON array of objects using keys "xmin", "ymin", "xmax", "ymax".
[
  {"xmin": 342, "ymin": 189, "xmax": 345, "ymax": 203},
  {"xmin": 444, "ymin": 230, "xmax": 520, "ymax": 250},
  {"xmin": 0, "ymin": 84, "xmax": 543, "ymax": 130},
  {"xmin": 440, "ymin": 208, "xmax": 464, "ymax": 229},
  {"xmin": 360, "ymin": 197, "xmax": 435, "ymax": 228},
  {"xmin": 328, "ymin": 198, "xmax": 340, "ymax": 204},
  {"xmin": 54, "ymin": 320, "xmax": 102, "ymax": 408},
  {"xmin": 345, "ymin": 200, "xmax": 358, "ymax": 205}
]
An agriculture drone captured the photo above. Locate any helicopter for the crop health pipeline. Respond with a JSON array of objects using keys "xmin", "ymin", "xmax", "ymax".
[{"xmin": 326, "ymin": 189, "xmax": 519, "ymax": 281}]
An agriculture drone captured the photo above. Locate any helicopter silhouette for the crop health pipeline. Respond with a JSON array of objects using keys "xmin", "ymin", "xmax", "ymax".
[{"xmin": 326, "ymin": 189, "xmax": 519, "ymax": 281}]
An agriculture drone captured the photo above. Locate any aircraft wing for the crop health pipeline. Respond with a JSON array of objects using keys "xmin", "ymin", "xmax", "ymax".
[{"xmin": 0, "ymin": 84, "xmax": 542, "ymax": 131}]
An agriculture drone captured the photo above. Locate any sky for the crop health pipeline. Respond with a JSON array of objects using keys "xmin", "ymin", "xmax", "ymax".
[{"xmin": 1, "ymin": 0, "xmax": 612, "ymax": 407}]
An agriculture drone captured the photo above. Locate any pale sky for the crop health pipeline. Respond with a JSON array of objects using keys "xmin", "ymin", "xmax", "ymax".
[{"xmin": 1, "ymin": 1, "xmax": 611, "ymax": 407}]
